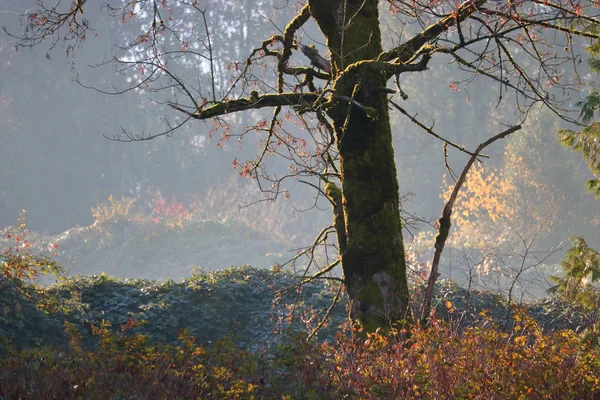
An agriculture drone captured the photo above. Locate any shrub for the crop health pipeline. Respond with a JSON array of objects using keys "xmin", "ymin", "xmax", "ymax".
[
  {"xmin": 0, "ymin": 213, "xmax": 66, "ymax": 353},
  {"xmin": 2, "ymin": 310, "xmax": 600, "ymax": 399}
]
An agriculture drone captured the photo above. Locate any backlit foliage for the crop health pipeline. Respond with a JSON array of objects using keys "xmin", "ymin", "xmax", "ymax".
[
  {"xmin": 316, "ymin": 312, "xmax": 600, "ymax": 399},
  {"xmin": 503, "ymin": 149, "xmax": 560, "ymax": 229},
  {"xmin": 1, "ymin": 212, "xmax": 66, "ymax": 352},
  {"xmin": 439, "ymin": 135, "xmax": 559, "ymax": 253},
  {"xmin": 152, "ymin": 196, "xmax": 189, "ymax": 230},
  {"xmin": 551, "ymin": 236, "xmax": 600, "ymax": 305},
  {"xmin": 90, "ymin": 195, "xmax": 136, "ymax": 234},
  {"xmin": 88, "ymin": 177, "xmax": 303, "ymax": 242},
  {"xmin": 441, "ymin": 164, "xmax": 519, "ymax": 248},
  {"xmin": 1, "ymin": 325, "xmax": 260, "ymax": 399},
  {"xmin": 1, "ymin": 210, "xmax": 62, "ymax": 282}
]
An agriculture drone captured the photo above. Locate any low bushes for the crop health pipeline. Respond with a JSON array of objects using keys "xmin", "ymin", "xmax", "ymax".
[
  {"xmin": 2, "ymin": 223, "xmax": 600, "ymax": 398},
  {"xmin": 1, "ymin": 310, "xmax": 599, "ymax": 399}
]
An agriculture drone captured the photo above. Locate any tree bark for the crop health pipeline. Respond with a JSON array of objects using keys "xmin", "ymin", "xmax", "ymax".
[{"xmin": 309, "ymin": 0, "xmax": 411, "ymax": 330}]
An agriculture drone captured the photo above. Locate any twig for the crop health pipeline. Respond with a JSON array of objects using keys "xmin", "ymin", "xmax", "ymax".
[{"xmin": 390, "ymin": 99, "xmax": 482, "ymax": 158}]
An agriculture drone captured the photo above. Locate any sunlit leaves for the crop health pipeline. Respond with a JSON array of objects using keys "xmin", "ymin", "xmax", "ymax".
[
  {"xmin": 312, "ymin": 311, "xmax": 600, "ymax": 399},
  {"xmin": 152, "ymin": 196, "xmax": 189, "ymax": 229},
  {"xmin": 440, "ymin": 163, "xmax": 519, "ymax": 248},
  {"xmin": 1, "ymin": 210, "xmax": 64, "ymax": 282},
  {"xmin": 91, "ymin": 195, "xmax": 136, "ymax": 229}
]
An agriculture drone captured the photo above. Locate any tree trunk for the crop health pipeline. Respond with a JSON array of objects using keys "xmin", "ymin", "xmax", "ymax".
[{"xmin": 309, "ymin": 0, "xmax": 411, "ymax": 331}]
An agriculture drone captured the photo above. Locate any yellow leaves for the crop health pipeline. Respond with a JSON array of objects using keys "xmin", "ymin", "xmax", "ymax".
[
  {"xmin": 514, "ymin": 313, "xmax": 522, "ymax": 322},
  {"xmin": 91, "ymin": 195, "xmax": 136, "ymax": 229},
  {"xmin": 441, "ymin": 164, "xmax": 518, "ymax": 248},
  {"xmin": 551, "ymin": 355, "xmax": 562, "ymax": 363},
  {"xmin": 192, "ymin": 346, "xmax": 206, "ymax": 357},
  {"xmin": 440, "ymin": 149, "xmax": 558, "ymax": 250},
  {"xmin": 514, "ymin": 335, "xmax": 527, "ymax": 347}
]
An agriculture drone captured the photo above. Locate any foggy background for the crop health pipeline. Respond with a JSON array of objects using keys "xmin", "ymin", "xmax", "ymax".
[{"xmin": 1, "ymin": 0, "xmax": 598, "ymax": 299}]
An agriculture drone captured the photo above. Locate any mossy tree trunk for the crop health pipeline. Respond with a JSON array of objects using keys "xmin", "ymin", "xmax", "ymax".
[{"xmin": 309, "ymin": 0, "xmax": 411, "ymax": 330}]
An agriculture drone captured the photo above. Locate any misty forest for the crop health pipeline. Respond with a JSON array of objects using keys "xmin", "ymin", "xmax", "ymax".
[{"xmin": 1, "ymin": 0, "xmax": 600, "ymax": 398}]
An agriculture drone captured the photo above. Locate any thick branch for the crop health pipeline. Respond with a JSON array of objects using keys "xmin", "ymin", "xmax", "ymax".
[
  {"xmin": 378, "ymin": 0, "xmax": 488, "ymax": 63},
  {"xmin": 278, "ymin": 4, "xmax": 311, "ymax": 79},
  {"xmin": 299, "ymin": 43, "xmax": 332, "ymax": 73},
  {"xmin": 349, "ymin": 52, "xmax": 433, "ymax": 80},
  {"xmin": 169, "ymin": 93, "xmax": 320, "ymax": 120}
]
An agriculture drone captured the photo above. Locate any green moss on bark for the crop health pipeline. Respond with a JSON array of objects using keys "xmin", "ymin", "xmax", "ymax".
[{"xmin": 309, "ymin": 0, "xmax": 411, "ymax": 330}]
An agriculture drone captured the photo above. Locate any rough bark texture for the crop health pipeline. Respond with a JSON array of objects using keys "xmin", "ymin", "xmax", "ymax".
[{"xmin": 309, "ymin": 0, "xmax": 411, "ymax": 330}]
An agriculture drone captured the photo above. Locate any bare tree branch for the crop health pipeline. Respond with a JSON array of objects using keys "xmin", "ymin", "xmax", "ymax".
[{"xmin": 421, "ymin": 124, "xmax": 522, "ymax": 324}]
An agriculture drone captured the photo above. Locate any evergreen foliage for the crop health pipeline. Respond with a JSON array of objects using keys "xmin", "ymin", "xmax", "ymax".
[{"xmin": 559, "ymin": 29, "xmax": 600, "ymax": 197}]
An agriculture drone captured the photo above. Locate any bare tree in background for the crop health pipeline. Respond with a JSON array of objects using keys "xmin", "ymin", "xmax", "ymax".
[{"xmin": 6, "ymin": 0, "xmax": 600, "ymax": 331}]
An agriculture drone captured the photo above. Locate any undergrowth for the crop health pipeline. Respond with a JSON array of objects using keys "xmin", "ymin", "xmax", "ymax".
[
  {"xmin": 1, "ymin": 311, "xmax": 599, "ymax": 399},
  {"xmin": 2, "ymin": 215, "xmax": 600, "ymax": 399}
]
